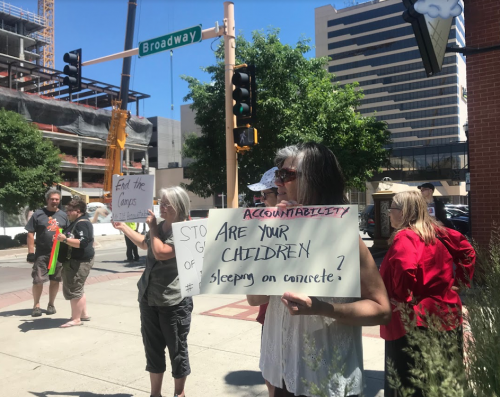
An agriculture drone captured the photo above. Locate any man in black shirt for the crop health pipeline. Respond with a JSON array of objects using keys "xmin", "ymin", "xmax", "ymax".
[
  {"xmin": 418, "ymin": 182, "xmax": 453, "ymax": 228},
  {"xmin": 25, "ymin": 188, "xmax": 69, "ymax": 317}
]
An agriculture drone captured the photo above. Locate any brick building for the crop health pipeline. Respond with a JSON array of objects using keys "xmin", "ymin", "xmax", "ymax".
[{"xmin": 464, "ymin": 0, "xmax": 500, "ymax": 246}]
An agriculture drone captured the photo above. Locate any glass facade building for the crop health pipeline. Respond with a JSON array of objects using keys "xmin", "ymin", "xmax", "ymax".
[{"xmin": 315, "ymin": 0, "xmax": 468, "ymax": 149}]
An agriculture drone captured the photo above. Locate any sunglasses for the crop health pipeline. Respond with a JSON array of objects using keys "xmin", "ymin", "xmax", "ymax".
[
  {"xmin": 262, "ymin": 191, "xmax": 277, "ymax": 200},
  {"xmin": 274, "ymin": 168, "xmax": 299, "ymax": 184}
]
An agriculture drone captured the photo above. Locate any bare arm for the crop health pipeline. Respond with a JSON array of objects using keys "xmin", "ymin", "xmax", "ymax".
[
  {"xmin": 148, "ymin": 221, "xmax": 175, "ymax": 261},
  {"xmin": 27, "ymin": 232, "xmax": 35, "ymax": 254},
  {"xmin": 281, "ymin": 236, "xmax": 391, "ymax": 326},
  {"xmin": 247, "ymin": 295, "xmax": 270, "ymax": 306},
  {"xmin": 112, "ymin": 222, "xmax": 147, "ymax": 250}
]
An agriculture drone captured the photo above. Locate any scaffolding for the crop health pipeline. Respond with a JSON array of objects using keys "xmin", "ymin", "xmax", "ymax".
[{"xmin": 38, "ymin": 0, "xmax": 54, "ymax": 87}]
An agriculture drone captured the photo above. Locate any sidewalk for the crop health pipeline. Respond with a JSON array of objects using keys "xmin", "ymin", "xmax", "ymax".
[{"xmin": 0, "ymin": 275, "xmax": 385, "ymax": 397}]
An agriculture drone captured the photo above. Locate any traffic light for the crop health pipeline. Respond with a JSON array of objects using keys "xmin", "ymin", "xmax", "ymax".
[
  {"xmin": 232, "ymin": 64, "xmax": 256, "ymax": 127},
  {"xmin": 233, "ymin": 126, "xmax": 258, "ymax": 148},
  {"xmin": 63, "ymin": 49, "xmax": 82, "ymax": 92}
]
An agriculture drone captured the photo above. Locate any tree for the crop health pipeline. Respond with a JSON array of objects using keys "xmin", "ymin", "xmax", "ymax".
[
  {"xmin": 0, "ymin": 109, "xmax": 61, "ymax": 214},
  {"xmin": 181, "ymin": 29, "xmax": 390, "ymax": 199}
]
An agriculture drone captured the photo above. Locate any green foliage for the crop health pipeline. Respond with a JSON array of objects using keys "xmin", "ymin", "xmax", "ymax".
[
  {"xmin": 181, "ymin": 29, "xmax": 390, "ymax": 199},
  {"xmin": 0, "ymin": 109, "xmax": 61, "ymax": 214},
  {"xmin": 14, "ymin": 232, "xmax": 28, "ymax": 245},
  {"xmin": 387, "ymin": 306, "xmax": 468, "ymax": 397},
  {"xmin": 302, "ymin": 335, "xmax": 355, "ymax": 397},
  {"xmin": 464, "ymin": 229, "xmax": 500, "ymax": 396},
  {"xmin": 0, "ymin": 235, "xmax": 19, "ymax": 250}
]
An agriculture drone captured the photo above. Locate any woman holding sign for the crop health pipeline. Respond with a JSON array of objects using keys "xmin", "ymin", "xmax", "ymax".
[
  {"xmin": 380, "ymin": 191, "xmax": 475, "ymax": 397},
  {"xmin": 247, "ymin": 142, "xmax": 391, "ymax": 397},
  {"xmin": 113, "ymin": 186, "xmax": 192, "ymax": 397}
]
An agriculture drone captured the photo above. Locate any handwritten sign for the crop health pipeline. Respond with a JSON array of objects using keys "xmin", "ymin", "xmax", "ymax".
[
  {"xmin": 173, "ymin": 218, "xmax": 207, "ymax": 298},
  {"xmin": 111, "ymin": 175, "xmax": 154, "ymax": 222},
  {"xmin": 200, "ymin": 206, "xmax": 360, "ymax": 297}
]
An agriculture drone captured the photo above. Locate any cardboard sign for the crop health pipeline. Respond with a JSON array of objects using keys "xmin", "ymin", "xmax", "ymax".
[
  {"xmin": 200, "ymin": 206, "xmax": 360, "ymax": 297},
  {"xmin": 173, "ymin": 218, "xmax": 207, "ymax": 298},
  {"xmin": 111, "ymin": 175, "xmax": 155, "ymax": 222}
]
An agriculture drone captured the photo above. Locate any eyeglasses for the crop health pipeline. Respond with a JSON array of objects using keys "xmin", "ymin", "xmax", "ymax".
[
  {"xmin": 159, "ymin": 201, "xmax": 172, "ymax": 208},
  {"xmin": 262, "ymin": 191, "xmax": 277, "ymax": 200},
  {"xmin": 388, "ymin": 207, "xmax": 402, "ymax": 213},
  {"xmin": 274, "ymin": 168, "xmax": 299, "ymax": 184}
]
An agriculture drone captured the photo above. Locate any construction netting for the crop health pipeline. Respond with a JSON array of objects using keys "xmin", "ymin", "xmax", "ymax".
[{"xmin": 0, "ymin": 87, "xmax": 153, "ymax": 145}]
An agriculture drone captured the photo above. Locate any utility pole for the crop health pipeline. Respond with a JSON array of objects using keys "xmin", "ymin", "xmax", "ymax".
[{"xmin": 224, "ymin": 1, "xmax": 237, "ymax": 208}]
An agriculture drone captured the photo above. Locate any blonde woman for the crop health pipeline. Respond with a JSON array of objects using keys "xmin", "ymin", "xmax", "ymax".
[
  {"xmin": 380, "ymin": 191, "xmax": 475, "ymax": 397},
  {"xmin": 113, "ymin": 186, "xmax": 192, "ymax": 397}
]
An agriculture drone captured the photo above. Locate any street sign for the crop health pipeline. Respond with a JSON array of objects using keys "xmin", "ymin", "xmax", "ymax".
[{"xmin": 139, "ymin": 25, "xmax": 202, "ymax": 58}]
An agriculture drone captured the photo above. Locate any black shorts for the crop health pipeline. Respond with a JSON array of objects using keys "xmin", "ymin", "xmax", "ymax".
[{"xmin": 139, "ymin": 296, "xmax": 193, "ymax": 378}]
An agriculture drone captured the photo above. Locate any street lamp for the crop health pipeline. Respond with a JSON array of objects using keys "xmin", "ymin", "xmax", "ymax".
[{"xmin": 141, "ymin": 158, "xmax": 146, "ymax": 174}]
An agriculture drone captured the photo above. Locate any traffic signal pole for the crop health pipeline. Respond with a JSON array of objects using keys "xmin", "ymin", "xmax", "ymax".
[{"xmin": 224, "ymin": 1, "xmax": 238, "ymax": 208}]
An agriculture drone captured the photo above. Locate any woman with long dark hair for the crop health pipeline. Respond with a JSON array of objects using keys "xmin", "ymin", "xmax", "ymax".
[{"xmin": 248, "ymin": 142, "xmax": 391, "ymax": 397}]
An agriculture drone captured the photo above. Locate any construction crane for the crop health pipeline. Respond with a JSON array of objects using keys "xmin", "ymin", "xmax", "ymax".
[
  {"xmin": 102, "ymin": 0, "xmax": 137, "ymax": 202},
  {"xmin": 38, "ymin": 0, "xmax": 54, "ymax": 90},
  {"xmin": 103, "ymin": 100, "xmax": 129, "ymax": 202}
]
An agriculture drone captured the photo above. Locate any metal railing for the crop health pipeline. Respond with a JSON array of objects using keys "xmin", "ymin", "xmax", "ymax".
[{"xmin": 0, "ymin": 1, "xmax": 47, "ymax": 26}]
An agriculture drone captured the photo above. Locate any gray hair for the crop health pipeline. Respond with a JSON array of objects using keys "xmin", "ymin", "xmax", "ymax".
[
  {"xmin": 159, "ymin": 186, "xmax": 191, "ymax": 222},
  {"xmin": 45, "ymin": 188, "xmax": 61, "ymax": 201}
]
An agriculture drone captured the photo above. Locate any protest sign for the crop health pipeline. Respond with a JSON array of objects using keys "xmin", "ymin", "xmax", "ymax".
[
  {"xmin": 172, "ymin": 218, "xmax": 207, "ymax": 297},
  {"xmin": 111, "ymin": 175, "xmax": 154, "ymax": 222},
  {"xmin": 200, "ymin": 205, "xmax": 360, "ymax": 297}
]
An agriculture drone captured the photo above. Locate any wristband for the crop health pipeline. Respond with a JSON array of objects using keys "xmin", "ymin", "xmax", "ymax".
[{"xmin": 64, "ymin": 238, "xmax": 68, "ymax": 244}]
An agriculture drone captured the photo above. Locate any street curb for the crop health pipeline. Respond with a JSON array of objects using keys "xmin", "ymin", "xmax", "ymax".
[{"xmin": 0, "ymin": 270, "xmax": 143, "ymax": 310}]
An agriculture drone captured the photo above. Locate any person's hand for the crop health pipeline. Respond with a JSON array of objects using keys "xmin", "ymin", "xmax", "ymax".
[
  {"xmin": 281, "ymin": 292, "xmax": 321, "ymax": 316},
  {"xmin": 145, "ymin": 209, "xmax": 157, "ymax": 228},
  {"xmin": 56, "ymin": 233, "xmax": 66, "ymax": 242},
  {"xmin": 27, "ymin": 253, "xmax": 35, "ymax": 263},
  {"xmin": 277, "ymin": 200, "xmax": 301, "ymax": 212},
  {"xmin": 112, "ymin": 221, "xmax": 126, "ymax": 231}
]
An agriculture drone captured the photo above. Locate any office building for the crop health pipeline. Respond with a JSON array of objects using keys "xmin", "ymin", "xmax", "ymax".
[{"xmin": 315, "ymin": 0, "xmax": 468, "ymax": 202}]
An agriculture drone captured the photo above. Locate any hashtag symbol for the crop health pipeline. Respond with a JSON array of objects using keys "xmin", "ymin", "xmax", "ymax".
[{"xmin": 185, "ymin": 284, "xmax": 193, "ymax": 292}]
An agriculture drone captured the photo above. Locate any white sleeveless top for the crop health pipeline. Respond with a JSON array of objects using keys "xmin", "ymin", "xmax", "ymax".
[{"xmin": 260, "ymin": 296, "xmax": 363, "ymax": 397}]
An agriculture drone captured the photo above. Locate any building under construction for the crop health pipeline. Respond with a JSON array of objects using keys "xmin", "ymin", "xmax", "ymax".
[{"xmin": 0, "ymin": 1, "xmax": 153, "ymax": 198}]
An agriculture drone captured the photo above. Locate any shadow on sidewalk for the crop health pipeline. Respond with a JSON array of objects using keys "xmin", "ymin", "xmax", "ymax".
[
  {"xmin": 18, "ymin": 317, "xmax": 69, "ymax": 332},
  {"xmin": 0, "ymin": 308, "xmax": 34, "ymax": 317},
  {"xmin": 30, "ymin": 392, "xmax": 133, "ymax": 397},
  {"xmin": 225, "ymin": 370, "xmax": 264, "ymax": 386}
]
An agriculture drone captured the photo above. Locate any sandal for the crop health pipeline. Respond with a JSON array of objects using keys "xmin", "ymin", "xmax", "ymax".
[
  {"xmin": 60, "ymin": 321, "xmax": 83, "ymax": 328},
  {"xmin": 80, "ymin": 316, "xmax": 91, "ymax": 321}
]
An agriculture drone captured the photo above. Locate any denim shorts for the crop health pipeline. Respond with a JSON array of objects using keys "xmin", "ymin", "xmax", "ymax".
[{"xmin": 139, "ymin": 296, "xmax": 193, "ymax": 378}]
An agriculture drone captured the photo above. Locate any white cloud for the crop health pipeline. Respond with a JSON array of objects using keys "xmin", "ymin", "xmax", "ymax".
[{"xmin": 414, "ymin": 0, "xmax": 463, "ymax": 19}]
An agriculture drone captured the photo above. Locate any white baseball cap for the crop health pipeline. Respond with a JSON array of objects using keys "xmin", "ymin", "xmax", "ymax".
[{"xmin": 247, "ymin": 167, "xmax": 278, "ymax": 191}]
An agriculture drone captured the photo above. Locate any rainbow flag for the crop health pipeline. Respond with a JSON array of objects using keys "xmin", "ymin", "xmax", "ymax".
[{"xmin": 48, "ymin": 228, "xmax": 63, "ymax": 275}]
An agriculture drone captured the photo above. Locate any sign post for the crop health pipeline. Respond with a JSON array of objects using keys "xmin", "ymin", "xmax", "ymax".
[{"xmin": 138, "ymin": 25, "xmax": 202, "ymax": 58}]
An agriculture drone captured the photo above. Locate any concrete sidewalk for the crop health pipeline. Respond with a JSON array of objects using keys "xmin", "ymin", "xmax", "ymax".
[{"xmin": 0, "ymin": 274, "xmax": 385, "ymax": 397}]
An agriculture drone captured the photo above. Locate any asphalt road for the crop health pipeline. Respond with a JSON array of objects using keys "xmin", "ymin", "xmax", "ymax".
[{"xmin": 0, "ymin": 245, "xmax": 144, "ymax": 295}]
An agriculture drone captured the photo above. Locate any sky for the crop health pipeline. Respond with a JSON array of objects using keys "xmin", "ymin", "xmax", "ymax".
[{"xmin": 15, "ymin": 0, "xmax": 351, "ymax": 120}]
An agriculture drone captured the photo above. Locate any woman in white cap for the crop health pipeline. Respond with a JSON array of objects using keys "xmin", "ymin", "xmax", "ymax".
[
  {"xmin": 247, "ymin": 166, "xmax": 279, "ymax": 397},
  {"xmin": 248, "ymin": 167, "xmax": 279, "ymax": 208}
]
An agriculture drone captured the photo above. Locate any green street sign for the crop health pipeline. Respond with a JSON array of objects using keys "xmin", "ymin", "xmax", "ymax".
[{"xmin": 139, "ymin": 25, "xmax": 202, "ymax": 58}]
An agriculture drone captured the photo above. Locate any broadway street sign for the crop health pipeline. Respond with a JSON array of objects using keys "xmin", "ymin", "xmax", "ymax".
[{"xmin": 139, "ymin": 25, "xmax": 202, "ymax": 58}]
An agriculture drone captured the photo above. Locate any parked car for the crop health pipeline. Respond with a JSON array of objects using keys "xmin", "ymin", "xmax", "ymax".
[
  {"xmin": 359, "ymin": 204, "xmax": 375, "ymax": 239},
  {"xmin": 445, "ymin": 209, "xmax": 470, "ymax": 237}
]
